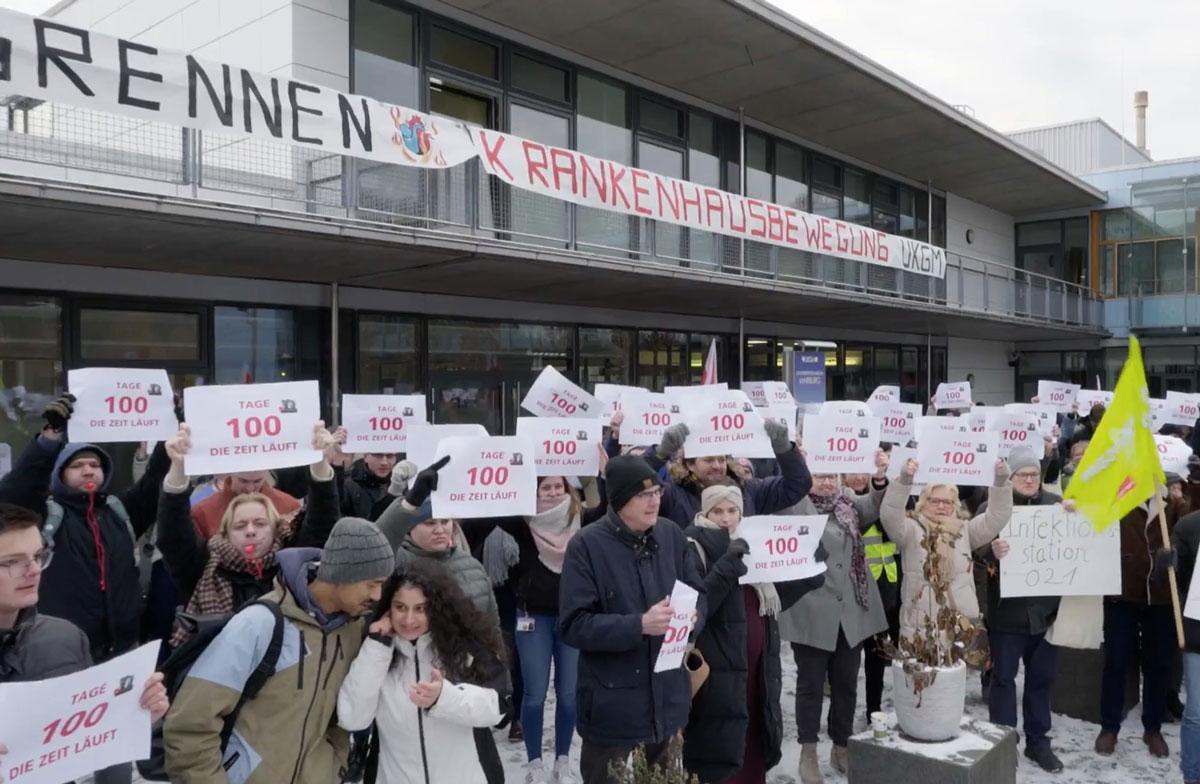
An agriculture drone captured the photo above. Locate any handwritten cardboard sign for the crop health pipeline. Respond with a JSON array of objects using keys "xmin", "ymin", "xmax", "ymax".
[{"xmin": 999, "ymin": 506, "xmax": 1121, "ymax": 598}]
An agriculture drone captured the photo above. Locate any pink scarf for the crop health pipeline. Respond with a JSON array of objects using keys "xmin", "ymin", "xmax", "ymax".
[{"xmin": 526, "ymin": 497, "xmax": 579, "ymax": 574}]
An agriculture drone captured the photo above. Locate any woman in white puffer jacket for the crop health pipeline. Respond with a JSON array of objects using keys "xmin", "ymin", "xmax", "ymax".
[{"xmin": 337, "ymin": 560, "xmax": 510, "ymax": 784}]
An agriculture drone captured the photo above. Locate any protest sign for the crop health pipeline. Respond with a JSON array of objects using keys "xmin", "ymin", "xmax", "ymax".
[
  {"xmin": 66, "ymin": 368, "xmax": 177, "ymax": 444},
  {"xmin": 665, "ymin": 383, "xmax": 728, "ymax": 398},
  {"xmin": 1165, "ymin": 391, "xmax": 1200, "ymax": 428},
  {"xmin": 1004, "ymin": 403, "xmax": 1057, "ymax": 437},
  {"xmin": 1076, "ymin": 389, "xmax": 1114, "ymax": 413},
  {"xmin": 742, "ymin": 381, "xmax": 794, "ymax": 408},
  {"xmin": 341, "ymin": 394, "xmax": 426, "ymax": 452},
  {"xmin": 965, "ymin": 406, "xmax": 990, "ymax": 434},
  {"xmin": 933, "ymin": 381, "xmax": 972, "ymax": 410},
  {"xmin": 652, "ymin": 581, "xmax": 700, "ymax": 674},
  {"xmin": 866, "ymin": 385, "xmax": 900, "ymax": 413},
  {"xmin": 521, "ymin": 366, "xmax": 600, "ymax": 419},
  {"xmin": 985, "ymin": 410, "xmax": 1042, "ymax": 458},
  {"xmin": 915, "ymin": 429, "xmax": 999, "ymax": 486},
  {"xmin": 1150, "ymin": 398, "xmax": 1168, "ymax": 431},
  {"xmin": 0, "ymin": 642, "xmax": 158, "ymax": 784},
  {"xmin": 516, "ymin": 417, "xmax": 602, "ymax": 476},
  {"xmin": 876, "ymin": 403, "xmax": 920, "ymax": 444},
  {"xmin": 1155, "ymin": 435, "xmax": 1192, "ymax": 476},
  {"xmin": 683, "ymin": 391, "xmax": 774, "ymax": 459},
  {"xmin": 999, "ymin": 506, "xmax": 1121, "ymax": 598},
  {"xmin": 802, "ymin": 413, "xmax": 879, "ymax": 474},
  {"xmin": 619, "ymin": 394, "xmax": 677, "ymax": 446},
  {"xmin": 0, "ymin": 443, "xmax": 12, "ymax": 478},
  {"xmin": 820, "ymin": 400, "xmax": 874, "ymax": 418},
  {"xmin": 758, "ymin": 402, "xmax": 798, "ymax": 443},
  {"xmin": 431, "ymin": 436, "xmax": 537, "ymax": 518},
  {"xmin": 885, "ymin": 446, "xmax": 924, "ymax": 495},
  {"xmin": 915, "ymin": 415, "xmax": 967, "ymax": 443},
  {"xmin": 593, "ymin": 383, "xmax": 646, "ymax": 418},
  {"xmin": 1186, "ymin": 566, "xmax": 1200, "ymax": 621},
  {"xmin": 1037, "ymin": 380, "xmax": 1080, "ymax": 414},
  {"xmin": 404, "ymin": 423, "xmax": 488, "ymax": 469},
  {"xmin": 736, "ymin": 515, "xmax": 828, "ymax": 584},
  {"xmin": 183, "ymin": 381, "xmax": 320, "ymax": 475}
]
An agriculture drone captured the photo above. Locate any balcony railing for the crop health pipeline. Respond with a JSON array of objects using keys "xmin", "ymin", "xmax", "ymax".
[{"xmin": 0, "ymin": 101, "xmax": 1104, "ymax": 330}]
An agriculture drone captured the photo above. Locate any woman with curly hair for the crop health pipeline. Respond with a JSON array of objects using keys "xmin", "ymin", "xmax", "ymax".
[{"xmin": 337, "ymin": 560, "xmax": 510, "ymax": 784}]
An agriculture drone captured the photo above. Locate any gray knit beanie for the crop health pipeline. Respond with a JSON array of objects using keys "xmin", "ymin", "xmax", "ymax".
[
  {"xmin": 1007, "ymin": 446, "xmax": 1041, "ymax": 477},
  {"xmin": 316, "ymin": 517, "xmax": 396, "ymax": 585}
]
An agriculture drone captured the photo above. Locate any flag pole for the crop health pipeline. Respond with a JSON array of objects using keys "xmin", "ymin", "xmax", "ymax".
[{"xmin": 1156, "ymin": 487, "xmax": 1186, "ymax": 648}]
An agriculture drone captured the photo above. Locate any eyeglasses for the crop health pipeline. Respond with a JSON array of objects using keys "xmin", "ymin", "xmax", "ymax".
[
  {"xmin": 635, "ymin": 487, "xmax": 663, "ymax": 501},
  {"xmin": 926, "ymin": 497, "xmax": 956, "ymax": 508},
  {"xmin": 1013, "ymin": 471, "xmax": 1041, "ymax": 481},
  {"xmin": 0, "ymin": 548, "xmax": 53, "ymax": 577}
]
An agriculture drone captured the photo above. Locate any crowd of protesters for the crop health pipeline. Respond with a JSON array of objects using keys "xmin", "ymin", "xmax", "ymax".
[{"xmin": 1, "ymin": 379, "xmax": 1199, "ymax": 784}]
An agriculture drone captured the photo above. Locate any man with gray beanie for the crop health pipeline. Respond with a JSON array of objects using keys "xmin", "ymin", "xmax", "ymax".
[
  {"xmin": 165, "ymin": 517, "xmax": 395, "ymax": 784},
  {"xmin": 973, "ymin": 445, "xmax": 1064, "ymax": 774}
]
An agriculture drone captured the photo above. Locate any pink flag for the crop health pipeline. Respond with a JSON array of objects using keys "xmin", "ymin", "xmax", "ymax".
[{"xmin": 701, "ymin": 339, "xmax": 719, "ymax": 385}]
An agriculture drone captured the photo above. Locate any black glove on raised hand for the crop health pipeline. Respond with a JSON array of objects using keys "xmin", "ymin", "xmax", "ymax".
[
  {"xmin": 1151, "ymin": 547, "xmax": 1178, "ymax": 584},
  {"xmin": 726, "ymin": 537, "xmax": 750, "ymax": 559},
  {"xmin": 42, "ymin": 394, "xmax": 76, "ymax": 432},
  {"xmin": 405, "ymin": 455, "xmax": 450, "ymax": 507}
]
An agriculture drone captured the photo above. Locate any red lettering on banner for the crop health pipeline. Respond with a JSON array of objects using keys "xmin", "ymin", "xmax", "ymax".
[
  {"xmin": 835, "ymin": 222, "xmax": 850, "ymax": 254},
  {"xmin": 523, "ymin": 140, "xmax": 551, "ymax": 188},
  {"xmin": 862, "ymin": 231, "xmax": 876, "ymax": 261},
  {"xmin": 703, "ymin": 188, "xmax": 725, "ymax": 229},
  {"xmin": 478, "ymin": 131, "xmax": 513, "ymax": 182},
  {"xmin": 746, "ymin": 199, "xmax": 767, "ymax": 238},
  {"xmin": 878, "ymin": 231, "xmax": 889, "ymax": 262},
  {"xmin": 784, "ymin": 208, "xmax": 800, "ymax": 244},
  {"xmin": 631, "ymin": 169, "xmax": 653, "ymax": 215},
  {"xmin": 580, "ymin": 155, "xmax": 607, "ymax": 203},
  {"xmin": 609, "ymin": 162, "xmax": 632, "ymax": 209},
  {"xmin": 726, "ymin": 193, "xmax": 747, "ymax": 232},
  {"xmin": 550, "ymin": 148, "xmax": 578, "ymax": 194},
  {"xmin": 819, "ymin": 217, "xmax": 833, "ymax": 250},
  {"xmin": 766, "ymin": 204, "xmax": 784, "ymax": 242},
  {"xmin": 680, "ymin": 182, "xmax": 702, "ymax": 223},
  {"xmin": 656, "ymin": 176, "xmax": 680, "ymax": 221},
  {"xmin": 851, "ymin": 226, "xmax": 864, "ymax": 257}
]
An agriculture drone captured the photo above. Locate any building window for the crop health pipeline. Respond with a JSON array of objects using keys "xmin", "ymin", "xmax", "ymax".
[
  {"xmin": 743, "ymin": 338, "xmax": 776, "ymax": 382},
  {"xmin": 358, "ymin": 314, "xmax": 419, "ymax": 393},
  {"xmin": 511, "ymin": 53, "xmax": 568, "ymax": 103},
  {"xmin": 637, "ymin": 330, "xmax": 688, "ymax": 389},
  {"xmin": 843, "ymin": 169, "xmax": 870, "ymax": 226},
  {"xmin": 214, "ymin": 307, "xmax": 298, "ymax": 384},
  {"xmin": 579, "ymin": 328, "xmax": 632, "ymax": 388},
  {"xmin": 638, "ymin": 97, "xmax": 683, "ymax": 139},
  {"xmin": 577, "ymin": 74, "xmax": 632, "ymax": 254},
  {"xmin": 429, "ymin": 26, "xmax": 499, "ymax": 81},
  {"xmin": 80, "ymin": 307, "xmax": 201, "ymax": 362},
  {"xmin": 689, "ymin": 334, "xmax": 725, "ymax": 385},
  {"xmin": 0, "ymin": 295, "xmax": 62, "ymax": 452},
  {"xmin": 352, "ymin": 0, "xmax": 418, "ymax": 107}
]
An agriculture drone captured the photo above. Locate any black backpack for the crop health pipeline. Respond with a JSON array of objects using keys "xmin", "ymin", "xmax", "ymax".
[{"xmin": 137, "ymin": 599, "xmax": 286, "ymax": 781}]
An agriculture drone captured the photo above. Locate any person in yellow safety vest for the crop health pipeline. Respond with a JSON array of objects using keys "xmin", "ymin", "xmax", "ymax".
[{"xmin": 845, "ymin": 472, "xmax": 901, "ymax": 722}]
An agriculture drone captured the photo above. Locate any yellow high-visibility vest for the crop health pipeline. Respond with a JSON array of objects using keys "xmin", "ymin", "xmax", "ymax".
[{"xmin": 863, "ymin": 523, "xmax": 897, "ymax": 583}]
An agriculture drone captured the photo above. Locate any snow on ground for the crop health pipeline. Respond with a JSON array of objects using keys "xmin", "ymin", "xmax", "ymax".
[{"xmin": 500, "ymin": 644, "xmax": 1183, "ymax": 784}]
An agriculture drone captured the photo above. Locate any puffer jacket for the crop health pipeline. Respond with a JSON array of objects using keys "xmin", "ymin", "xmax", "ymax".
[
  {"xmin": 337, "ymin": 634, "xmax": 506, "ymax": 784},
  {"xmin": 341, "ymin": 460, "xmax": 395, "ymax": 522},
  {"xmin": 164, "ymin": 549, "xmax": 362, "ymax": 784},
  {"xmin": 0, "ymin": 607, "xmax": 91, "ymax": 682},
  {"xmin": 1117, "ymin": 497, "xmax": 1190, "ymax": 606},
  {"xmin": 880, "ymin": 474, "xmax": 1012, "ymax": 641}
]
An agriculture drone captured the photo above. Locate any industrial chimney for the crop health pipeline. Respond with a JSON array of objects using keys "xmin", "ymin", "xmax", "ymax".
[{"xmin": 1134, "ymin": 90, "xmax": 1149, "ymax": 154}]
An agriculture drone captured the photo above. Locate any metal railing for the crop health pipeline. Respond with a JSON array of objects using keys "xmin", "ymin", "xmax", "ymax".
[{"xmin": 0, "ymin": 101, "xmax": 1104, "ymax": 330}]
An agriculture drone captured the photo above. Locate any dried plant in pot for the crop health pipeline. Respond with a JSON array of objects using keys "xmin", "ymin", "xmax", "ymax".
[
  {"xmin": 607, "ymin": 735, "xmax": 700, "ymax": 784},
  {"xmin": 879, "ymin": 519, "xmax": 989, "ymax": 741}
]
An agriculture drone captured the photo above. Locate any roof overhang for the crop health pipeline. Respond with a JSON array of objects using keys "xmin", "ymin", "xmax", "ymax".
[{"xmin": 429, "ymin": 0, "xmax": 1106, "ymax": 216}]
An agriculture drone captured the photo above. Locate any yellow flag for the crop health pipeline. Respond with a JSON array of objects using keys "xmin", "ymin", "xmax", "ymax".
[{"xmin": 1064, "ymin": 336, "xmax": 1164, "ymax": 531}]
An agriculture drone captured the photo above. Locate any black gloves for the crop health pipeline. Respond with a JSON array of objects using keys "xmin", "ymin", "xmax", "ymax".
[
  {"xmin": 405, "ymin": 455, "xmax": 450, "ymax": 507},
  {"xmin": 726, "ymin": 537, "xmax": 750, "ymax": 559},
  {"xmin": 42, "ymin": 394, "xmax": 75, "ymax": 432},
  {"xmin": 1151, "ymin": 547, "xmax": 1178, "ymax": 584}
]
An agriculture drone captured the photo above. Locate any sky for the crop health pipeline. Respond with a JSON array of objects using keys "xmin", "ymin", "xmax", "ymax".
[{"xmin": 3, "ymin": 0, "xmax": 1198, "ymax": 160}]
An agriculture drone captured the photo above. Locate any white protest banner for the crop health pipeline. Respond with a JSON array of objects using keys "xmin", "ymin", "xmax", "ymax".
[
  {"xmin": 877, "ymin": 403, "xmax": 921, "ymax": 444},
  {"xmin": 404, "ymin": 423, "xmax": 488, "ymax": 469},
  {"xmin": 1155, "ymin": 435, "xmax": 1192, "ymax": 476},
  {"xmin": 516, "ymin": 417, "xmax": 602, "ymax": 476},
  {"xmin": 619, "ymin": 394, "xmax": 678, "ymax": 446},
  {"xmin": 742, "ymin": 381, "xmax": 794, "ymax": 408},
  {"xmin": 965, "ymin": 406, "xmax": 990, "ymax": 434},
  {"xmin": 0, "ymin": 442, "xmax": 10, "ymax": 478},
  {"xmin": 1076, "ymin": 389, "xmax": 1114, "ymax": 413},
  {"xmin": 664, "ymin": 384, "xmax": 729, "ymax": 411},
  {"xmin": 820, "ymin": 400, "xmax": 874, "ymax": 418},
  {"xmin": 593, "ymin": 383, "xmax": 647, "ymax": 418},
  {"xmin": 1037, "ymin": 380, "xmax": 1080, "ymax": 414},
  {"xmin": 802, "ymin": 413, "xmax": 880, "ymax": 474},
  {"xmin": 1004, "ymin": 403, "xmax": 1057, "ymax": 437},
  {"xmin": 866, "ymin": 385, "xmax": 901, "ymax": 413},
  {"xmin": 1147, "ymin": 398, "xmax": 1167, "ymax": 431},
  {"xmin": 915, "ymin": 415, "xmax": 967, "ymax": 443},
  {"xmin": 1187, "ymin": 565, "xmax": 1200, "ymax": 621},
  {"xmin": 0, "ymin": 641, "xmax": 158, "ymax": 784},
  {"xmin": 682, "ymin": 391, "xmax": 774, "ymax": 459},
  {"xmin": 737, "ymin": 515, "xmax": 828, "ymax": 584},
  {"xmin": 341, "ymin": 394, "xmax": 426, "ymax": 452},
  {"xmin": 1165, "ymin": 391, "xmax": 1200, "ymax": 427},
  {"xmin": 652, "ymin": 581, "xmax": 700, "ymax": 674},
  {"xmin": 933, "ymin": 381, "xmax": 972, "ymax": 410},
  {"xmin": 885, "ymin": 446, "xmax": 924, "ymax": 495},
  {"xmin": 759, "ymin": 402, "xmax": 798, "ymax": 443},
  {"xmin": 915, "ymin": 429, "xmax": 999, "ymax": 486},
  {"xmin": 66, "ymin": 368, "xmax": 177, "ymax": 444},
  {"xmin": 985, "ymin": 410, "xmax": 1042, "ymax": 458},
  {"xmin": 183, "ymin": 381, "xmax": 320, "ymax": 475},
  {"xmin": 431, "ymin": 436, "xmax": 537, "ymax": 518},
  {"xmin": 999, "ymin": 506, "xmax": 1121, "ymax": 598},
  {"xmin": 521, "ymin": 366, "xmax": 601, "ymax": 419}
]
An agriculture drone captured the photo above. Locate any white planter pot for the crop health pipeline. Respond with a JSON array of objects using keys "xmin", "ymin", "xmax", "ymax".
[{"xmin": 891, "ymin": 659, "xmax": 966, "ymax": 741}]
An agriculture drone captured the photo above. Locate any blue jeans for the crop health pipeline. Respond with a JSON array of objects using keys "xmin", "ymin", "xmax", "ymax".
[
  {"xmin": 1183, "ymin": 652, "xmax": 1200, "ymax": 781},
  {"xmin": 514, "ymin": 612, "xmax": 579, "ymax": 761}
]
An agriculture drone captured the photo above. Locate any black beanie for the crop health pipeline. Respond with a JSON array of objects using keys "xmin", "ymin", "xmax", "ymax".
[{"xmin": 606, "ymin": 455, "xmax": 662, "ymax": 512}]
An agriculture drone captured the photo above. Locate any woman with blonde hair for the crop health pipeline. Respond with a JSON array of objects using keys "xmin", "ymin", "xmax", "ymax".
[{"xmin": 156, "ymin": 422, "xmax": 342, "ymax": 646}]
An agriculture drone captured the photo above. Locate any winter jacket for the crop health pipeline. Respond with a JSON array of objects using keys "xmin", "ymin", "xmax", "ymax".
[
  {"xmin": 163, "ymin": 549, "xmax": 362, "ymax": 784},
  {"xmin": 191, "ymin": 480, "xmax": 302, "ymax": 539},
  {"xmin": 777, "ymin": 485, "xmax": 890, "ymax": 651},
  {"xmin": 156, "ymin": 467, "xmax": 341, "ymax": 607},
  {"xmin": 0, "ymin": 607, "xmax": 91, "ymax": 682},
  {"xmin": 337, "ymin": 635, "xmax": 506, "ymax": 784},
  {"xmin": 1172, "ymin": 510, "xmax": 1200, "ymax": 653},
  {"xmin": 646, "ymin": 446, "xmax": 812, "ymax": 527},
  {"xmin": 558, "ymin": 509, "xmax": 706, "ymax": 747},
  {"xmin": 880, "ymin": 474, "xmax": 1012, "ymax": 641},
  {"xmin": 1116, "ymin": 498, "xmax": 1190, "ymax": 606},
  {"xmin": 0, "ymin": 434, "xmax": 61, "ymax": 512},
  {"xmin": 681, "ymin": 526, "xmax": 823, "ymax": 782},
  {"xmin": 974, "ymin": 488, "xmax": 1062, "ymax": 635},
  {"xmin": 6, "ymin": 439, "xmax": 169, "ymax": 662},
  {"xmin": 341, "ymin": 460, "xmax": 396, "ymax": 522}
]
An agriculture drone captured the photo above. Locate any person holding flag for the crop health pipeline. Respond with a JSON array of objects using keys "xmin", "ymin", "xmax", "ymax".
[{"xmin": 1063, "ymin": 336, "xmax": 1186, "ymax": 759}]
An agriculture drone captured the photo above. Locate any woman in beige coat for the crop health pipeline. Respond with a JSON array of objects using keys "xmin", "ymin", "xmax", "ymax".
[{"xmin": 879, "ymin": 458, "xmax": 1012, "ymax": 647}]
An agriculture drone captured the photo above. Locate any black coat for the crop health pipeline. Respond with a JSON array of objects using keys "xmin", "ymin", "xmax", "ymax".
[
  {"xmin": 341, "ymin": 460, "xmax": 394, "ymax": 522},
  {"xmin": 558, "ymin": 509, "xmax": 706, "ymax": 747},
  {"xmin": 1173, "ymin": 510, "xmax": 1200, "ymax": 653},
  {"xmin": 10, "ymin": 440, "xmax": 169, "ymax": 662},
  {"xmin": 681, "ymin": 525, "xmax": 824, "ymax": 782},
  {"xmin": 977, "ymin": 488, "xmax": 1062, "ymax": 635}
]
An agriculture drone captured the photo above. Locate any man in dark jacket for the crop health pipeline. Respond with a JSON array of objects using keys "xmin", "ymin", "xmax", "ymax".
[
  {"xmin": 340, "ymin": 454, "xmax": 414, "ymax": 521},
  {"xmin": 975, "ymin": 447, "xmax": 1064, "ymax": 773},
  {"xmin": 559, "ymin": 455, "xmax": 706, "ymax": 784},
  {"xmin": 645, "ymin": 420, "xmax": 811, "ymax": 527},
  {"xmin": 1170, "ymin": 506, "xmax": 1200, "ymax": 783}
]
